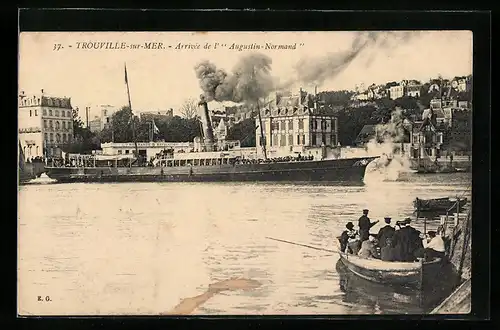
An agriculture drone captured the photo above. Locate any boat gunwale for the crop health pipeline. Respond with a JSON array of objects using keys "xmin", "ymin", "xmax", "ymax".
[{"xmin": 338, "ymin": 252, "xmax": 442, "ymax": 272}]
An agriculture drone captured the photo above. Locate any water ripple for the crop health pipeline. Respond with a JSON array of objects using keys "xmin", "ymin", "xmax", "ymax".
[{"xmin": 17, "ymin": 173, "xmax": 471, "ymax": 315}]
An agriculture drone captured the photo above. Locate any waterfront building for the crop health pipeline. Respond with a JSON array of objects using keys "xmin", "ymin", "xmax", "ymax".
[
  {"xmin": 408, "ymin": 117, "xmax": 444, "ymax": 160},
  {"xmin": 18, "ymin": 90, "xmax": 73, "ymax": 159},
  {"xmin": 89, "ymin": 105, "xmax": 118, "ymax": 133},
  {"xmin": 429, "ymin": 99, "xmax": 472, "ymax": 153},
  {"xmin": 255, "ymin": 88, "xmax": 340, "ymax": 160}
]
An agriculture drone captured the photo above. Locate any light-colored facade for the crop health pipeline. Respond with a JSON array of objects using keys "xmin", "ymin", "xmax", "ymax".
[
  {"xmin": 389, "ymin": 85, "xmax": 405, "ymax": 99},
  {"xmin": 89, "ymin": 104, "xmax": 117, "ymax": 133},
  {"xmin": 18, "ymin": 90, "xmax": 73, "ymax": 159},
  {"xmin": 406, "ymin": 84, "xmax": 422, "ymax": 97},
  {"xmin": 255, "ymin": 89, "xmax": 340, "ymax": 159}
]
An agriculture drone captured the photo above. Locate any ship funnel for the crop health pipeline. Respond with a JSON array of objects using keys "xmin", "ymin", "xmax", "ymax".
[{"xmin": 197, "ymin": 95, "xmax": 215, "ymax": 149}]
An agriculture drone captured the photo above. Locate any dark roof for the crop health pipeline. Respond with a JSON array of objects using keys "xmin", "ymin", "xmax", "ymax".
[
  {"xmin": 354, "ymin": 125, "xmax": 377, "ymax": 144},
  {"xmin": 277, "ymin": 95, "xmax": 305, "ymax": 108}
]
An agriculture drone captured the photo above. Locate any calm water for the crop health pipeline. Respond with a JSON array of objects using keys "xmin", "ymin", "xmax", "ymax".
[{"xmin": 18, "ymin": 172, "xmax": 471, "ymax": 315}]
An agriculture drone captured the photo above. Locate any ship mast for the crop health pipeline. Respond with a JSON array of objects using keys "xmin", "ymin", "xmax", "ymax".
[
  {"xmin": 252, "ymin": 67, "xmax": 268, "ymax": 160},
  {"xmin": 124, "ymin": 63, "xmax": 139, "ymax": 158},
  {"xmin": 256, "ymin": 100, "xmax": 268, "ymax": 160}
]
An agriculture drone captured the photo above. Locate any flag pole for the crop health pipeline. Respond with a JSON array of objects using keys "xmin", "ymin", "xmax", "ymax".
[{"xmin": 125, "ymin": 63, "xmax": 138, "ymax": 158}]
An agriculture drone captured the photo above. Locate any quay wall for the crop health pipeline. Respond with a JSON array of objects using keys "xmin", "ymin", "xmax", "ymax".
[{"xmin": 431, "ymin": 208, "xmax": 472, "ymax": 314}]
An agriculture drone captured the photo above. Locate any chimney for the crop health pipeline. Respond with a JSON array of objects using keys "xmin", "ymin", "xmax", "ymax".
[
  {"xmin": 314, "ymin": 86, "xmax": 318, "ymax": 110},
  {"xmin": 197, "ymin": 95, "xmax": 215, "ymax": 148},
  {"xmin": 41, "ymin": 89, "xmax": 44, "ymax": 94}
]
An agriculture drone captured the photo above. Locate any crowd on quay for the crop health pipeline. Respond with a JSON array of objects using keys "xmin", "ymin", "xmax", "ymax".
[
  {"xmin": 338, "ymin": 209, "xmax": 446, "ymax": 262},
  {"xmin": 234, "ymin": 154, "xmax": 315, "ymax": 165}
]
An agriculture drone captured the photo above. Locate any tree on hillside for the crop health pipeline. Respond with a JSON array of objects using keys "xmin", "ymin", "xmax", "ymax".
[
  {"xmin": 226, "ymin": 118, "xmax": 256, "ymax": 147},
  {"xmin": 180, "ymin": 98, "xmax": 199, "ymax": 119},
  {"xmin": 337, "ymin": 105, "xmax": 378, "ymax": 146},
  {"xmin": 157, "ymin": 116, "xmax": 200, "ymax": 142},
  {"xmin": 62, "ymin": 107, "xmax": 100, "ymax": 153},
  {"xmin": 317, "ymin": 90, "xmax": 354, "ymax": 107}
]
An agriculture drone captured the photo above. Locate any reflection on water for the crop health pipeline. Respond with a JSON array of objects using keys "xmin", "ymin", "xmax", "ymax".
[{"xmin": 17, "ymin": 173, "xmax": 471, "ymax": 315}]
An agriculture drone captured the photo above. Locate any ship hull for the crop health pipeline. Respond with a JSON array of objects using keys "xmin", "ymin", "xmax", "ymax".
[{"xmin": 44, "ymin": 157, "xmax": 376, "ymax": 184}]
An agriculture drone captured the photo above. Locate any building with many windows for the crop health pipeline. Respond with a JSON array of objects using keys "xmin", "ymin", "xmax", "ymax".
[
  {"xmin": 389, "ymin": 84, "xmax": 405, "ymax": 100},
  {"xmin": 18, "ymin": 90, "xmax": 74, "ymax": 159},
  {"xmin": 255, "ymin": 88, "xmax": 340, "ymax": 159}
]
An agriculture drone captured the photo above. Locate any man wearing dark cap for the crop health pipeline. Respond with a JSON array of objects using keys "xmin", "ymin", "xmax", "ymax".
[
  {"xmin": 392, "ymin": 217, "xmax": 424, "ymax": 262},
  {"xmin": 358, "ymin": 209, "xmax": 379, "ymax": 243},
  {"xmin": 377, "ymin": 217, "xmax": 396, "ymax": 249}
]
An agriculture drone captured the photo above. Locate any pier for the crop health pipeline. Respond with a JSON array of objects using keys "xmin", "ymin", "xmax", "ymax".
[{"xmin": 431, "ymin": 204, "xmax": 471, "ymax": 314}]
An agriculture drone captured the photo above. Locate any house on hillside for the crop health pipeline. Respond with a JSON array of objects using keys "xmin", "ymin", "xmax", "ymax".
[
  {"xmin": 405, "ymin": 80, "xmax": 423, "ymax": 98},
  {"xmin": 389, "ymin": 84, "xmax": 405, "ymax": 100}
]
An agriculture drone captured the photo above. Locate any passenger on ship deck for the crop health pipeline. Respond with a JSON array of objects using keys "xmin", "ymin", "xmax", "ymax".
[
  {"xmin": 422, "ymin": 230, "xmax": 446, "ymax": 261},
  {"xmin": 381, "ymin": 237, "xmax": 398, "ymax": 262},
  {"xmin": 392, "ymin": 218, "xmax": 424, "ymax": 262},
  {"xmin": 358, "ymin": 234, "xmax": 380, "ymax": 259},
  {"xmin": 338, "ymin": 222, "xmax": 359, "ymax": 254},
  {"xmin": 377, "ymin": 217, "xmax": 395, "ymax": 249},
  {"xmin": 358, "ymin": 209, "xmax": 379, "ymax": 242}
]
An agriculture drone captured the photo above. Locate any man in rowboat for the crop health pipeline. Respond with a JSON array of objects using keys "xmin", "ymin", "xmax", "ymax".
[
  {"xmin": 377, "ymin": 217, "xmax": 396, "ymax": 249},
  {"xmin": 422, "ymin": 230, "xmax": 446, "ymax": 261},
  {"xmin": 392, "ymin": 218, "xmax": 424, "ymax": 262},
  {"xmin": 358, "ymin": 209, "xmax": 379, "ymax": 242},
  {"xmin": 358, "ymin": 234, "xmax": 380, "ymax": 259},
  {"xmin": 338, "ymin": 222, "xmax": 360, "ymax": 254}
]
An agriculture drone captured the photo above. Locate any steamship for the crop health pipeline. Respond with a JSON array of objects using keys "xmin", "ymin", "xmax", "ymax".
[
  {"xmin": 44, "ymin": 65, "xmax": 377, "ymax": 184},
  {"xmin": 44, "ymin": 93, "xmax": 377, "ymax": 184}
]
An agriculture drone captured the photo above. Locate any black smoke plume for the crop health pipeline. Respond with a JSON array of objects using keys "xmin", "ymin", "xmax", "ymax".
[
  {"xmin": 292, "ymin": 31, "xmax": 423, "ymax": 88},
  {"xmin": 194, "ymin": 53, "xmax": 275, "ymax": 104},
  {"xmin": 194, "ymin": 32, "xmax": 423, "ymax": 102}
]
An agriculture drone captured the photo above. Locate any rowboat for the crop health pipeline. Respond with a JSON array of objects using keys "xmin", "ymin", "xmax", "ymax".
[
  {"xmin": 337, "ymin": 251, "xmax": 444, "ymax": 289},
  {"xmin": 413, "ymin": 197, "xmax": 468, "ymax": 212},
  {"xmin": 335, "ymin": 258, "xmax": 460, "ymax": 313}
]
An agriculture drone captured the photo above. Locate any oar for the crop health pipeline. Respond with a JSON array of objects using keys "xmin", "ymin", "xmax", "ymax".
[{"xmin": 266, "ymin": 237, "xmax": 340, "ymax": 253}]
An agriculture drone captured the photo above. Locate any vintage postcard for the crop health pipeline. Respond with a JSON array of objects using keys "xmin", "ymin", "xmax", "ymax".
[{"xmin": 18, "ymin": 31, "xmax": 472, "ymax": 316}]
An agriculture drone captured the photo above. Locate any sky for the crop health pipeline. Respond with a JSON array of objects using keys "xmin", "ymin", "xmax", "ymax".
[{"xmin": 19, "ymin": 31, "xmax": 472, "ymax": 118}]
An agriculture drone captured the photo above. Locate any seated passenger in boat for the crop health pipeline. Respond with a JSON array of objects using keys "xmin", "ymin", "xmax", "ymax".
[
  {"xmin": 422, "ymin": 230, "xmax": 446, "ymax": 261},
  {"xmin": 338, "ymin": 222, "xmax": 359, "ymax": 254},
  {"xmin": 381, "ymin": 237, "xmax": 398, "ymax": 262},
  {"xmin": 358, "ymin": 235, "xmax": 379, "ymax": 259}
]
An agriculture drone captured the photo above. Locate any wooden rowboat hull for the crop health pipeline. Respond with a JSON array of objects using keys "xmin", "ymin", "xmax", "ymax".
[{"xmin": 338, "ymin": 252, "xmax": 443, "ymax": 288}]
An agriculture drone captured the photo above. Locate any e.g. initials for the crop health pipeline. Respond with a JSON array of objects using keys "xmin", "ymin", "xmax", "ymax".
[{"xmin": 37, "ymin": 295, "xmax": 51, "ymax": 302}]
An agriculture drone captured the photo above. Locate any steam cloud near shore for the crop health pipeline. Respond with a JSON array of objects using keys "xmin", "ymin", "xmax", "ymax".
[{"xmin": 344, "ymin": 107, "xmax": 415, "ymax": 182}]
